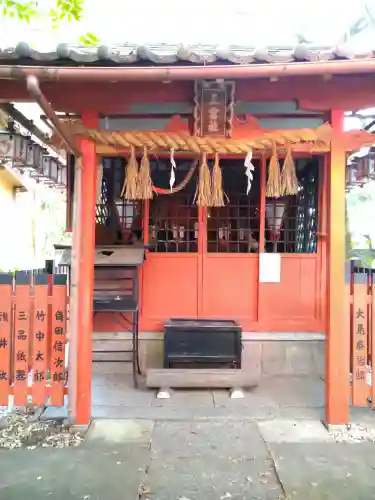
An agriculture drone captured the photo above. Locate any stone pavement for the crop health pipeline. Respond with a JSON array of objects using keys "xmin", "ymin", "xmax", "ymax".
[
  {"xmin": 3, "ymin": 376, "xmax": 375, "ymax": 499},
  {"xmin": 2, "ymin": 418, "xmax": 375, "ymax": 499},
  {"xmin": 43, "ymin": 373, "xmax": 370, "ymax": 423}
]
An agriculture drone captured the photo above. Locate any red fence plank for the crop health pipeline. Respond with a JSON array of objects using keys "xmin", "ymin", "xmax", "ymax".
[
  {"xmin": 13, "ymin": 274, "xmax": 31, "ymax": 406},
  {"xmin": 50, "ymin": 275, "xmax": 68, "ymax": 406},
  {"xmin": 32, "ymin": 275, "xmax": 49, "ymax": 406},
  {"xmin": 372, "ymin": 279, "xmax": 375, "ymax": 406},
  {"xmin": 0, "ymin": 272, "xmax": 68, "ymax": 408},
  {"xmin": 352, "ymin": 285, "xmax": 370, "ymax": 406},
  {"xmin": 0, "ymin": 274, "xmax": 13, "ymax": 405}
]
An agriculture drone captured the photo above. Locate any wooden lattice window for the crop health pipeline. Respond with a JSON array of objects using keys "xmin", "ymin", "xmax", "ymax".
[
  {"xmin": 265, "ymin": 158, "xmax": 319, "ymax": 254},
  {"xmin": 207, "ymin": 159, "xmax": 260, "ymax": 253},
  {"xmin": 96, "ymin": 157, "xmax": 143, "ymax": 245},
  {"xmin": 149, "ymin": 159, "xmax": 198, "ymax": 253}
]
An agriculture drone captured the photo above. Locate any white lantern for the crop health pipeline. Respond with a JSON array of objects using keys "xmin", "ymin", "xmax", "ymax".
[
  {"xmin": 56, "ymin": 164, "xmax": 67, "ymax": 187},
  {"xmin": 57, "ymin": 164, "xmax": 62, "ymax": 185},
  {"xmin": 50, "ymin": 158, "xmax": 58, "ymax": 182},
  {"xmin": 13, "ymin": 134, "xmax": 29, "ymax": 165},
  {"xmin": 37, "ymin": 148, "xmax": 48, "ymax": 175},
  {"xmin": 0, "ymin": 131, "xmax": 14, "ymax": 160},
  {"xmin": 25, "ymin": 141, "xmax": 41, "ymax": 169},
  {"xmin": 61, "ymin": 165, "xmax": 67, "ymax": 186},
  {"xmin": 266, "ymin": 200, "xmax": 286, "ymax": 242},
  {"xmin": 42, "ymin": 155, "xmax": 51, "ymax": 177},
  {"xmin": 0, "ymin": 130, "xmax": 33, "ymax": 168}
]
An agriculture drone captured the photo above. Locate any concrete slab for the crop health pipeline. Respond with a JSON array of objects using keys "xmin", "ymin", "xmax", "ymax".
[
  {"xmin": 213, "ymin": 390, "xmax": 279, "ymax": 409},
  {"xmin": 151, "ymin": 420, "xmax": 269, "ymax": 457},
  {"xmin": 0, "ymin": 444, "xmax": 149, "ymax": 500},
  {"xmin": 268, "ymin": 442, "xmax": 375, "ymax": 500},
  {"xmin": 92, "ymin": 361, "xmax": 134, "ymax": 375},
  {"xmin": 92, "ymin": 405, "xmax": 226, "ymax": 420},
  {"xmin": 254, "ymin": 376, "xmax": 324, "ymax": 408},
  {"xmin": 351, "ymin": 406, "xmax": 375, "ymax": 426},
  {"xmin": 151, "ymin": 389, "xmax": 215, "ymax": 408},
  {"xmin": 86, "ymin": 419, "xmax": 154, "ymax": 444},
  {"xmin": 92, "ymin": 375, "xmax": 155, "ymax": 407},
  {"xmin": 92, "ymin": 387, "xmax": 155, "ymax": 407},
  {"xmin": 92, "ymin": 373, "xmax": 139, "ymax": 388},
  {"xmin": 259, "ymin": 419, "xmax": 333, "ymax": 443},
  {"xmin": 145, "ymin": 421, "xmax": 283, "ymax": 500},
  {"xmin": 41, "ymin": 405, "xmax": 69, "ymax": 421},
  {"xmin": 91, "ymin": 404, "xmax": 283, "ymax": 421},
  {"xmin": 279, "ymin": 406, "xmax": 325, "ymax": 421}
]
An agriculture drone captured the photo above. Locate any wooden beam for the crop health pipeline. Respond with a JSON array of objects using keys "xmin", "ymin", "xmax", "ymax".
[
  {"xmin": 2, "ymin": 75, "xmax": 375, "ymax": 113},
  {"xmin": 325, "ymin": 109, "xmax": 350, "ymax": 425},
  {"xmin": 235, "ymin": 101, "xmax": 321, "ymax": 115},
  {"xmin": 97, "ymin": 116, "xmax": 324, "ymax": 132}
]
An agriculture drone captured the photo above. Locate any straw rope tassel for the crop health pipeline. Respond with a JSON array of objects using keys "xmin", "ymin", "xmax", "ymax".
[
  {"xmin": 121, "ymin": 146, "xmax": 139, "ymax": 200},
  {"xmin": 212, "ymin": 153, "xmax": 224, "ymax": 207},
  {"xmin": 197, "ymin": 153, "xmax": 212, "ymax": 207},
  {"xmin": 266, "ymin": 142, "xmax": 281, "ymax": 198},
  {"xmin": 281, "ymin": 143, "xmax": 299, "ymax": 195},
  {"xmin": 137, "ymin": 147, "xmax": 153, "ymax": 200},
  {"xmin": 96, "ymin": 158, "xmax": 103, "ymax": 203}
]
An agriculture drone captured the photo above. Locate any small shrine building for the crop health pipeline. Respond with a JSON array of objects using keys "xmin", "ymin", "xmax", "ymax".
[{"xmin": 0, "ymin": 41, "xmax": 374, "ymax": 425}]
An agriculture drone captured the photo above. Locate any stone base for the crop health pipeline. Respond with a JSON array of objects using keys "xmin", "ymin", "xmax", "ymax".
[
  {"xmin": 156, "ymin": 388, "xmax": 171, "ymax": 399},
  {"xmin": 92, "ymin": 331, "xmax": 325, "ymax": 380},
  {"xmin": 230, "ymin": 388, "xmax": 245, "ymax": 399},
  {"xmin": 69, "ymin": 423, "xmax": 92, "ymax": 435},
  {"xmin": 322, "ymin": 422, "xmax": 349, "ymax": 432}
]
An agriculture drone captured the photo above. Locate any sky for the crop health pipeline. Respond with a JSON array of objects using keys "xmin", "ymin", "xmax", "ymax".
[
  {"xmin": 0, "ymin": 0, "xmax": 373, "ymax": 48},
  {"xmin": 2, "ymin": 0, "xmax": 375, "ymax": 134}
]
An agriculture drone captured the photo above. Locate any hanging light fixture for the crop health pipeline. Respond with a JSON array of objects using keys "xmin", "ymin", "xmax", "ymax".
[
  {"xmin": 0, "ymin": 118, "xmax": 67, "ymax": 190},
  {"xmin": 0, "ymin": 125, "xmax": 30, "ymax": 168},
  {"xmin": 266, "ymin": 200, "xmax": 286, "ymax": 253},
  {"xmin": 57, "ymin": 163, "xmax": 67, "ymax": 187},
  {"xmin": 50, "ymin": 157, "xmax": 59, "ymax": 183},
  {"xmin": 42, "ymin": 154, "xmax": 53, "ymax": 182},
  {"xmin": 25, "ymin": 140, "xmax": 42, "ymax": 170},
  {"xmin": 60, "ymin": 164, "xmax": 67, "ymax": 187}
]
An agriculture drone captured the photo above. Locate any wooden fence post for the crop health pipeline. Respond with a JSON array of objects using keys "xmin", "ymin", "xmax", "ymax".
[
  {"xmin": 0, "ymin": 273, "xmax": 12, "ymax": 405},
  {"xmin": 32, "ymin": 273, "xmax": 49, "ymax": 406},
  {"xmin": 351, "ymin": 274, "xmax": 370, "ymax": 405},
  {"xmin": 50, "ymin": 275, "xmax": 68, "ymax": 407},
  {"xmin": 13, "ymin": 272, "xmax": 31, "ymax": 406}
]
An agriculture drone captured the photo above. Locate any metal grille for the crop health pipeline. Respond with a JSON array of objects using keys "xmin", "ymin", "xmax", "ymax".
[
  {"xmin": 265, "ymin": 158, "xmax": 319, "ymax": 254},
  {"xmin": 207, "ymin": 160, "xmax": 260, "ymax": 253},
  {"xmin": 149, "ymin": 159, "xmax": 198, "ymax": 253},
  {"xmin": 95, "ymin": 176, "xmax": 110, "ymax": 226},
  {"xmin": 97, "ymin": 157, "xmax": 144, "ymax": 244}
]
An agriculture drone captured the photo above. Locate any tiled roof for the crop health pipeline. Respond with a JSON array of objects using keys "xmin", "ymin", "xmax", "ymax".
[{"xmin": 0, "ymin": 43, "xmax": 373, "ymax": 66}]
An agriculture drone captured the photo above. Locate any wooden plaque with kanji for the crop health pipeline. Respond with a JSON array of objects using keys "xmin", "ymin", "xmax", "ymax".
[{"xmin": 193, "ymin": 80, "xmax": 235, "ymax": 138}]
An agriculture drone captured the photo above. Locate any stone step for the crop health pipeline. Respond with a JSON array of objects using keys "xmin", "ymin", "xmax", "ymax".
[{"xmin": 146, "ymin": 368, "xmax": 258, "ymax": 389}]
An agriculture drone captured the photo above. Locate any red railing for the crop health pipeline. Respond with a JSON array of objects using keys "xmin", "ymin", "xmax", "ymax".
[
  {"xmin": 0, "ymin": 272, "xmax": 68, "ymax": 407},
  {"xmin": 350, "ymin": 262, "xmax": 375, "ymax": 406}
]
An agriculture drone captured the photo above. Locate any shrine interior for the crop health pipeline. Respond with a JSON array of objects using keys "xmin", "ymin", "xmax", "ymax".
[{"xmin": 95, "ymin": 156, "xmax": 320, "ymax": 255}]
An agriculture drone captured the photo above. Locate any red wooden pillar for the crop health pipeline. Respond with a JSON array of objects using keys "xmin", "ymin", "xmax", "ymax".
[
  {"xmin": 325, "ymin": 109, "xmax": 350, "ymax": 425},
  {"xmin": 68, "ymin": 111, "xmax": 97, "ymax": 425}
]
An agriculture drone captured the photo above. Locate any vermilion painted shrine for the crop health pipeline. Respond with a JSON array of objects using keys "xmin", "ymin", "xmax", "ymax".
[{"xmin": 0, "ymin": 43, "xmax": 374, "ymax": 425}]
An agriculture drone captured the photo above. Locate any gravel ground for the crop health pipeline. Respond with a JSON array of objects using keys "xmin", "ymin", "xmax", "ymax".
[
  {"xmin": 330, "ymin": 423, "xmax": 375, "ymax": 443},
  {"xmin": 0, "ymin": 406, "xmax": 83, "ymax": 450}
]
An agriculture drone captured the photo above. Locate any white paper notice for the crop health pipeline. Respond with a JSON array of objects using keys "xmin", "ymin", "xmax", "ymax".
[{"xmin": 259, "ymin": 253, "xmax": 281, "ymax": 283}]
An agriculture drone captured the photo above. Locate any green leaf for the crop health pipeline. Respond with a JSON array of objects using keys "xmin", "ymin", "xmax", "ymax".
[
  {"xmin": 0, "ymin": 0, "xmax": 99, "ymax": 47},
  {"xmin": 79, "ymin": 31, "xmax": 100, "ymax": 47}
]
